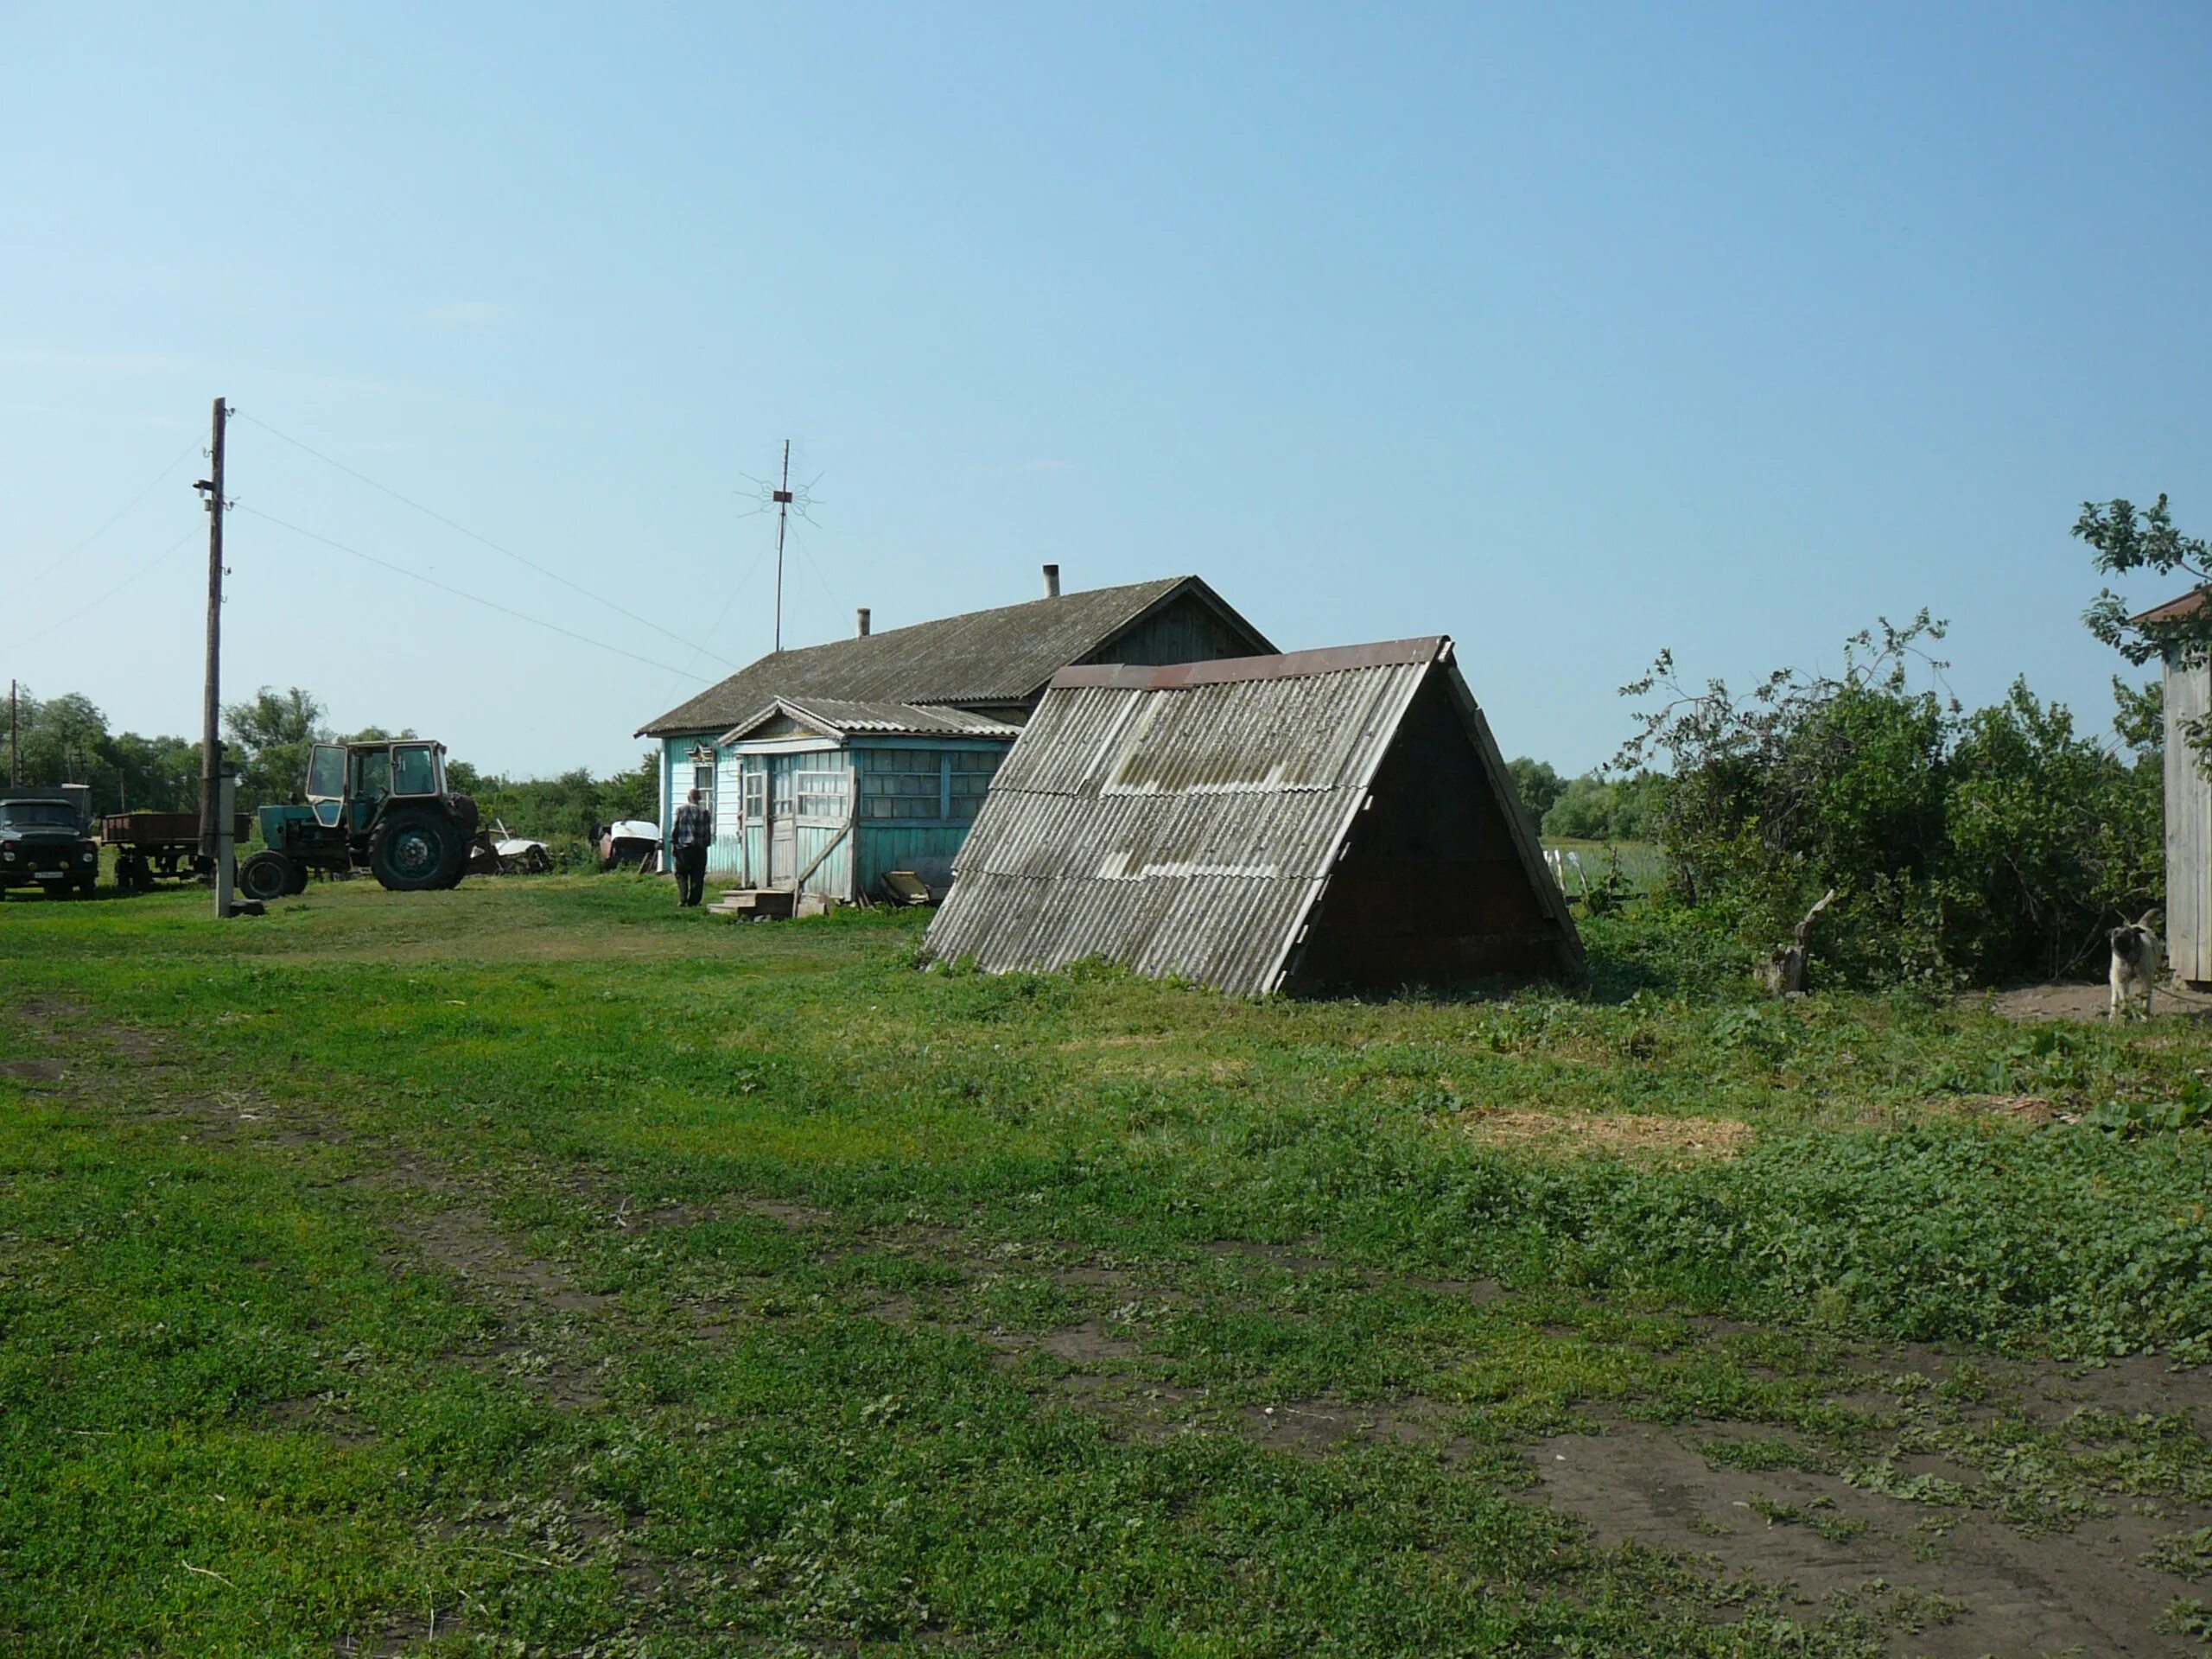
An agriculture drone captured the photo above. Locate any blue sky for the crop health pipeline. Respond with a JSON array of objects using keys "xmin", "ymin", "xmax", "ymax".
[{"xmin": 5, "ymin": 3, "xmax": 2209, "ymax": 779}]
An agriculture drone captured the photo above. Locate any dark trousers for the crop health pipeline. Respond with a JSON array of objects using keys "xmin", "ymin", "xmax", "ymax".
[{"xmin": 674, "ymin": 845, "xmax": 708, "ymax": 906}]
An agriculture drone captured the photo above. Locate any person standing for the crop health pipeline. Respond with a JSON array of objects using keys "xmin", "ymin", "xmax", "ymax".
[{"xmin": 671, "ymin": 787, "xmax": 714, "ymax": 908}]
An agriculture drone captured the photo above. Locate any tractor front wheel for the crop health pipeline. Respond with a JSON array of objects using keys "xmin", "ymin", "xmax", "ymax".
[
  {"xmin": 368, "ymin": 810, "xmax": 464, "ymax": 893},
  {"xmin": 238, "ymin": 851, "xmax": 296, "ymax": 904}
]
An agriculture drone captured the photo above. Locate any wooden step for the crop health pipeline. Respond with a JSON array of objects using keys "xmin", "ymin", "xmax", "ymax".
[{"xmin": 708, "ymin": 887, "xmax": 796, "ymax": 919}]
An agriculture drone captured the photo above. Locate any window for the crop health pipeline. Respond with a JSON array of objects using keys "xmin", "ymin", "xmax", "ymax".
[
  {"xmin": 796, "ymin": 761, "xmax": 849, "ymax": 821},
  {"xmin": 392, "ymin": 744, "xmax": 440, "ymax": 797},
  {"xmin": 307, "ymin": 745, "xmax": 346, "ymax": 801},
  {"xmin": 948, "ymin": 749, "xmax": 1001, "ymax": 820},
  {"xmin": 741, "ymin": 766, "xmax": 766, "ymax": 823},
  {"xmin": 861, "ymin": 749, "xmax": 943, "ymax": 819},
  {"xmin": 0, "ymin": 802, "xmax": 76, "ymax": 828},
  {"xmin": 353, "ymin": 747, "xmax": 391, "ymax": 800}
]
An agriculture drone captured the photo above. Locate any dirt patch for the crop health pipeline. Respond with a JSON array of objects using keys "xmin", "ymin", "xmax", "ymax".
[
  {"xmin": 1974, "ymin": 979, "xmax": 2212, "ymax": 1024},
  {"xmin": 1201, "ymin": 1238, "xmax": 1337, "ymax": 1274},
  {"xmin": 405, "ymin": 1206, "xmax": 613, "ymax": 1317},
  {"xmin": 1457, "ymin": 1109, "xmax": 1755, "ymax": 1160},
  {"xmin": 266, "ymin": 1395, "xmax": 377, "ymax": 1449},
  {"xmin": 0, "ymin": 1058, "xmax": 67, "ymax": 1083},
  {"xmin": 744, "ymin": 1198, "xmax": 834, "ymax": 1228},
  {"xmin": 1535, "ymin": 1417, "xmax": 2201, "ymax": 1656},
  {"xmin": 1241, "ymin": 1397, "xmax": 1454, "ymax": 1458},
  {"xmin": 1037, "ymin": 1320, "xmax": 1139, "ymax": 1363},
  {"xmin": 1926, "ymin": 1093, "xmax": 2058, "ymax": 1127}
]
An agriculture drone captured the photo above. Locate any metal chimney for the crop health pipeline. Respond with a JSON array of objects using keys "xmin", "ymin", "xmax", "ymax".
[
  {"xmin": 855, "ymin": 607, "xmax": 871, "ymax": 638},
  {"xmin": 1042, "ymin": 563, "xmax": 1061, "ymax": 598}
]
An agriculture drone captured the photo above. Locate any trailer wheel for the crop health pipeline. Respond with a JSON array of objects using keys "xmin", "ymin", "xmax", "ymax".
[{"xmin": 238, "ymin": 851, "xmax": 295, "ymax": 904}]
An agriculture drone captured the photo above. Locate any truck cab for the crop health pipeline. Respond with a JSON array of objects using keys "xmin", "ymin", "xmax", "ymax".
[{"xmin": 0, "ymin": 788, "xmax": 100, "ymax": 899}]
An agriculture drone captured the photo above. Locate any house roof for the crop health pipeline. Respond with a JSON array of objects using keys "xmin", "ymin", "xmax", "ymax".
[
  {"xmin": 720, "ymin": 697, "xmax": 1023, "ymax": 744},
  {"xmin": 2134, "ymin": 591, "xmax": 2208, "ymax": 626},
  {"xmin": 638, "ymin": 575, "xmax": 1268, "ymax": 737},
  {"xmin": 924, "ymin": 637, "xmax": 1579, "ymax": 996}
]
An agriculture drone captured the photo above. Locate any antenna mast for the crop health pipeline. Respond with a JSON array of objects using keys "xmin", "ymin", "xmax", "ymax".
[{"xmin": 772, "ymin": 439, "xmax": 791, "ymax": 652}]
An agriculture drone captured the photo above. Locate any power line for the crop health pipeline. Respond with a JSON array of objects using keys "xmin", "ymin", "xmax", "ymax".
[
  {"xmin": 233, "ymin": 505, "xmax": 713, "ymax": 682},
  {"xmin": 231, "ymin": 410, "xmax": 744, "ymax": 671},
  {"xmin": 19, "ymin": 435, "xmax": 203, "ymax": 588},
  {"xmin": 8, "ymin": 526, "xmax": 200, "ymax": 651}
]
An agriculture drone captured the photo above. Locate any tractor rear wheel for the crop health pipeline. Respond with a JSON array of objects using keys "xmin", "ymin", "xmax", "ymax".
[
  {"xmin": 368, "ymin": 810, "xmax": 464, "ymax": 893},
  {"xmin": 238, "ymin": 851, "xmax": 295, "ymax": 904}
]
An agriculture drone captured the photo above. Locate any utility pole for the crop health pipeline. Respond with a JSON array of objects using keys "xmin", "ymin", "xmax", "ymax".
[
  {"xmin": 772, "ymin": 439, "xmax": 792, "ymax": 652},
  {"xmin": 195, "ymin": 397, "xmax": 228, "ymax": 862},
  {"xmin": 8, "ymin": 679, "xmax": 17, "ymax": 787}
]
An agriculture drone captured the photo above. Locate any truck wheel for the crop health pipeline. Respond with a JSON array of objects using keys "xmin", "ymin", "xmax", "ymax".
[
  {"xmin": 368, "ymin": 810, "xmax": 462, "ymax": 893},
  {"xmin": 238, "ymin": 851, "xmax": 295, "ymax": 904}
]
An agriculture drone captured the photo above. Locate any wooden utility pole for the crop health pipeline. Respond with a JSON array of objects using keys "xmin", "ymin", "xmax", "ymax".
[
  {"xmin": 8, "ymin": 679, "xmax": 17, "ymax": 786},
  {"xmin": 196, "ymin": 397, "xmax": 228, "ymax": 861},
  {"xmin": 772, "ymin": 439, "xmax": 792, "ymax": 652}
]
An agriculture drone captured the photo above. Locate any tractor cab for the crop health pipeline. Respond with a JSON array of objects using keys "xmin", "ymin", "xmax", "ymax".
[
  {"xmin": 244, "ymin": 738, "xmax": 478, "ymax": 902},
  {"xmin": 305, "ymin": 741, "xmax": 448, "ymax": 832}
]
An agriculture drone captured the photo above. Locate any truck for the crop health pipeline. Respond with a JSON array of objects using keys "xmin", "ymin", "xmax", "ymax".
[
  {"xmin": 0, "ymin": 785, "xmax": 99, "ymax": 899},
  {"xmin": 238, "ymin": 738, "xmax": 480, "ymax": 902}
]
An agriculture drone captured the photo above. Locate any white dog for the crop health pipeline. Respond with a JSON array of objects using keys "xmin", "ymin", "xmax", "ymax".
[{"xmin": 2108, "ymin": 912, "xmax": 2164, "ymax": 1020}]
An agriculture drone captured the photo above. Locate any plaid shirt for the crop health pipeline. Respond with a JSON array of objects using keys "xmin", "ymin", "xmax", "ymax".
[{"xmin": 671, "ymin": 800, "xmax": 715, "ymax": 849}]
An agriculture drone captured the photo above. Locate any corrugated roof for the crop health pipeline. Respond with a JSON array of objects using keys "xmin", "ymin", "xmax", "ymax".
[
  {"xmin": 639, "ymin": 576, "xmax": 1265, "ymax": 736},
  {"xmin": 721, "ymin": 698, "xmax": 1023, "ymax": 742},
  {"xmin": 930, "ymin": 636, "xmax": 1585, "ymax": 996}
]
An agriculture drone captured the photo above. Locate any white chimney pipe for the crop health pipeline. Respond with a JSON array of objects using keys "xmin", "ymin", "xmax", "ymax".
[
  {"xmin": 1042, "ymin": 563, "xmax": 1061, "ymax": 598},
  {"xmin": 855, "ymin": 607, "xmax": 871, "ymax": 638}
]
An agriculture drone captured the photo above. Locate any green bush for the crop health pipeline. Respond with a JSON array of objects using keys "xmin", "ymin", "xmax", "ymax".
[{"xmin": 1618, "ymin": 616, "xmax": 2161, "ymax": 987}]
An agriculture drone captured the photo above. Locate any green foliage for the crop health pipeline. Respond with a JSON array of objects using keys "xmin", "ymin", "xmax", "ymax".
[
  {"xmin": 0, "ymin": 682, "xmax": 200, "ymax": 815},
  {"xmin": 462, "ymin": 753, "xmax": 660, "ymax": 841},
  {"xmin": 1617, "ymin": 617, "xmax": 2161, "ymax": 987},
  {"xmin": 221, "ymin": 684, "xmax": 328, "ymax": 810},
  {"xmin": 1542, "ymin": 771, "xmax": 1662, "ymax": 841},
  {"xmin": 2078, "ymin": 493, "xmax": 2212, "ymax": 669},
  {"xmin": 1507, "ymin": 755, "xmax": 1565, "ymax": 818}
]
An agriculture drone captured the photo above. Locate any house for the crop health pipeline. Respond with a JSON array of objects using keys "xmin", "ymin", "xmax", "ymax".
[
  {"xmin": 633, "ymin": 569, "xmax": 1274, "ymax": 899},
  {"xmin": 2135, "ymin": 591, "xmax": 2210, "ymax": 986},
  {"xmin": 925, "ymin": 636, "xmax": 1581, "ymax": 995}
]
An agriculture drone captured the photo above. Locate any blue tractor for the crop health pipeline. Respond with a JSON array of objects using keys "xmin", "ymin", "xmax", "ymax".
[{"xmin": 238, "ymin": 739, "xmax": 480, "ymax": 902}]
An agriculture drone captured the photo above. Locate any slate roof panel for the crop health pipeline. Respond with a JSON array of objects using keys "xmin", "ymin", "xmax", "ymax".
[{"xmin": 640, "ymin": 576, "xmax": 1245, "ymax": 736}]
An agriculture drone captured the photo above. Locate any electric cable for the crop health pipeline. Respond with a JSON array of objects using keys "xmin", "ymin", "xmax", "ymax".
[
  {"xmin": 7, "ymin": 525, "xmax": 200, "ymax": 650},
  {"xmin": 232, "ymin": 411, "xmax": 743, "ymax": 671},
  {"xmin": 17, "ymin": 435, "xmax": 203, "ymax": 588},
  {"xmin": 234, "ymin": 505, "xmax": 712, "ymax": 681}
]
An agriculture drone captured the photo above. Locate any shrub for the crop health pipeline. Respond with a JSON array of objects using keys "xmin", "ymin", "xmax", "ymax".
[{"xmin": 1617, "ymin": 615, "xmax": 2161, "ymax": 987}]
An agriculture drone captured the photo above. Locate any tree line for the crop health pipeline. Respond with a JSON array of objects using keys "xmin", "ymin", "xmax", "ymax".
[{"xmin": 0, "ymin": 682, "xmax": 656, "ymax": 840}]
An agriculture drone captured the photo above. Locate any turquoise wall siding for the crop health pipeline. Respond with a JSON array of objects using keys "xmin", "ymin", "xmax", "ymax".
[
  {"xmin": 671, "ymin": 734, "xmax": 1007, "ymax": 901},
  {"xmin": 849, "ymin": 741, "xmax": 1005, "ymax": 896},
  {"xmin": 662, "ymin": 734, "xmax": 739, "ymax": 874}
]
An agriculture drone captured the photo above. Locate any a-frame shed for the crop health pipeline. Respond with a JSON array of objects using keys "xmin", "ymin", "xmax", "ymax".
[{"xmin": 925, "ymin": 637, "xmax": 1581, "ymax": 995}]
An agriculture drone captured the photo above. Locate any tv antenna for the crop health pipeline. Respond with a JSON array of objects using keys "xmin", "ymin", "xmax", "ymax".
[{"xmin": 741, "ymin": 441, "xmax": 823, "ymax": 652}]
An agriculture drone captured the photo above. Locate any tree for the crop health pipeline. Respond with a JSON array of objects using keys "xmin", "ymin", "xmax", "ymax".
[
  {"xmin": 1506, "ymin": 757, "xmax": 1565, "ymax": 820},
  {"xmin": 222, "ymin": 686, "xmax": 329, "ymax": 808},
  {"xmin": 2079, "ymin": 494, "xmax": 2212, "ymax": 665}
]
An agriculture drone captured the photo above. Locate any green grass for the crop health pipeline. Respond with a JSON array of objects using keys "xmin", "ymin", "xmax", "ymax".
[{"xmin": 3, "ymin": 877, "xmax": 2209, "ymax": 1656}]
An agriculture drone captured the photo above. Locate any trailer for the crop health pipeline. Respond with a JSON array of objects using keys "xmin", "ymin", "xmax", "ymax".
[{"xmin": 102, "ymin": 812, "xmax": 251, "ymax": 890}]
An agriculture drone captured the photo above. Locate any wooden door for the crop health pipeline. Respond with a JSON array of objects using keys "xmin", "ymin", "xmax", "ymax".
[{"xmin": 767, "ymin": 755, "xmax": 797, "ymax": 887}]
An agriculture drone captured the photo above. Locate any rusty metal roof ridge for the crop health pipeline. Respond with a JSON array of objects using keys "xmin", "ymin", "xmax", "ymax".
[{"xmin": 1050, "ymin": 636, "xmax": 1448, "ymax": 692}]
